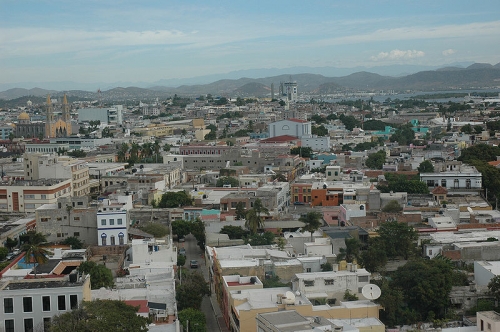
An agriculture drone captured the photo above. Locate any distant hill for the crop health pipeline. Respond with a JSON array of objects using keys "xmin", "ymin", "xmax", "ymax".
[{"xmin": 1, "ymin": 62, "xmax": 499, "ymax": 101}]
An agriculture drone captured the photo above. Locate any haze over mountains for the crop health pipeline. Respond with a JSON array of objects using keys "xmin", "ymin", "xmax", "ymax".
[{"xmin": 1, "ymin": 62, "xmax": 500, "ymax": 101}]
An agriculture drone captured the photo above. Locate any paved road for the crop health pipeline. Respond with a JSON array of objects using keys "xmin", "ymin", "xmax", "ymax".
[{"xmin": 182, "ymin": 234, "xmax": 221, "ymax": 332}]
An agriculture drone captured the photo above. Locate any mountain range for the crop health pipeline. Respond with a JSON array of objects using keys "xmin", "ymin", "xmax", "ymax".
[{"xmin": 1, "ymin": 62, "xmax": 499, "ymax": 102}]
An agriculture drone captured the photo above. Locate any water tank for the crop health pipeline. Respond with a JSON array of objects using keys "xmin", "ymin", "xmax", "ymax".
[{"xmin": 69, "ymin": 273, "xmax": 78, "ymax": 283}]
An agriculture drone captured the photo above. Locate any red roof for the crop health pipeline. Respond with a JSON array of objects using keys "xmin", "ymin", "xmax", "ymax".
[
  {"xmin": 124, "ymin": 300, "xmax": 149, "ymax": 313},
  {"xmin": 260, "ymin": 135, "xmax": 298, "ymax": 143},
  {"xmin": 488, "ymin": 160, "xmax": 500, "ymax": 167},
  {"xmin": 432, "ymin": 186, "xmax": 448, "ymax": 195},
  {"xmin": 288, "ymin": 118, "xmax": 308, "ymax": 123}
]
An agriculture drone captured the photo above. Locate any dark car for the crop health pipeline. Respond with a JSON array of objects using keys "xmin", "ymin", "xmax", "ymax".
[
  {"xmin": 179, "ymin": 248, "xmax": 186, "ymax": 256},
  {"xmin": 294, "ymin": 201, "xmax": 305, "ymax": 205},
  {"xmin": 190, "ymin": 260, "xmax": 199, "ymax": 268}
]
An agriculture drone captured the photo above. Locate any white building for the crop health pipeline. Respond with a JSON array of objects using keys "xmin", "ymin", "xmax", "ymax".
[
  {"xmin": 97, "ymin": 195, "xmax": 132, "ymax": 246},
  {"xmin": 0, "ymin": 275, "xmax": 91, "ymax": 332},
  {"xmin": 339, "ymin": 203, "xmax": 366, "ymax": 226},
  {"xmin": 125, "ymin": 238, "xmax": 177, "ymax": 270},
  {"xmin": 420, "ymin": 165, "xmax": 482, "ymax": 193},
  {"xmin": 301, "ymin": 135, "xmax": 331, "ymax": 152},
  {"xmin": 78, "ymin": 107, "xmax": 123, "ymax": 125},
  {"xmin": 474, "ymin": 261, "xmax": 500, "ymax": 286},
  {"xmin": 292, "ymin": 268, "xmax": 371, "ymax": 304},
  {"xmin": 268, "ymin": 119, "xmax": 312, "ymax": 138}
]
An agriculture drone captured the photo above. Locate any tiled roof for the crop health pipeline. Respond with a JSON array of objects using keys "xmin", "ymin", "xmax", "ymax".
[
  {"xmin": 288, "ymin": 118, "xmax": 308, "ymax": 123},
  {"xmin": 432, "ymin": 186, "xmax": 448, "ymax": 195}
]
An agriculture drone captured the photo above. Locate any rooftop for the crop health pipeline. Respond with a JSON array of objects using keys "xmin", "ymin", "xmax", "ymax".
[{"xmin": 0, "ymin": 276, "xmax": 87, "ymax": 291}]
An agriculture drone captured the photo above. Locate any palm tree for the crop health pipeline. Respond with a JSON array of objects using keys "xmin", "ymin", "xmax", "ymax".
[
  {"xmin": 22, "ymin": 232, "xmax": 49, "ymax": 278},
  {"xmin": 253, "ymin": 198, "xmax": 269, "ymax": 218},
  {"xmin": 245, "ymin": 209, "xmax": 264, "ymax": 235},
  {"xmin": 299, "ymin": 211, "xmax": 323, "ymax": 242},
  {"xmin": 153, "ymin": 139, "xmax": 161, "ymax": 163},
  {"xmin": 117, "ymin": 143, "xmax": 129, "ymax": 162}
]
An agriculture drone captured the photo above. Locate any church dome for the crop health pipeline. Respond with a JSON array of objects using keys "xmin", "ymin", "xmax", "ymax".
[{"xmin": 18, "ymin": 112, "xmax": 30, "ymax": 121}]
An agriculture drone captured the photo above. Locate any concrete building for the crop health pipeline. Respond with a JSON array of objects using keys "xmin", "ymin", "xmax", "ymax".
[
  {"xmin": 78, "ymin": 107, "xmax": 123, "ymax": 125},
  {"xmin": 0, "ymin": 275, "xmax": 91, "ymax": 332},
  {"xmin": 301, "ymin": 135, "xmax": 331, "ymax": 152},
  {"xmin": 125, "ymin": 238, "xmax": 177, "ymax": 269},
  {"xmin": 478, "ymin": 311, "xmax": 500, "ymax": 332},
  {"xmin": 36, "ymin": 196, "xmax": 98, "ymax": 245},
  {"xmin": 474, "ymin": 261, "xmax": 500, "ymax": 286},
  {"xmin": 24, "ymin": 154, "xmax": 91, "ymax": 197},
  {"xmin": 420, "ymin": 165, "xmax": 482, "ymax": 194},
  {"xmin": 97, "ymin": 195, "xmax": 132, "ymax": 246},
  {"xmin": 268, "ymin": 119, "xmax": 311, "ymax": 138},
  {"xmin": 0, "ymin": 178, "xmax": 72, "ymax": 212},
  {"xmin": 339, "ymin": 203, "xmax": 367, "ymax": 226}
]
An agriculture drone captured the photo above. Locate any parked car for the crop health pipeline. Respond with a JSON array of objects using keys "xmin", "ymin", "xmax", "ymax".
[
  {"xmin": 190, "ymin": 260, "xmax": 198, "ymax": 268},
  {"xmin": 179, "ymin": 248, "xmax": 186, "ymax": 256}
]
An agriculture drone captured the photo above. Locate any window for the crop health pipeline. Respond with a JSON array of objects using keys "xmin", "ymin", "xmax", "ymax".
[
  {"xmin": 325, "ymin": 279, "xmax": 334, "ymax": 285},
  {"xmin": 304, "ymin": 280, "xmax": 314, "ymax": 287},
  {"xmin": 441, "ymin": 179, "xmax": 447, "ymax": 187},
  {"xmin": 426, "ymin": 180, "xmax": 434, "ymax": 186},
  {"xmin": 74, "ymin": 217, "xmax": 80, "ymax": 221},
  {"xmin": 25, "ymin": 194, "xmax": 35, "ymax": 199},
  {"xmin": 117, "ymin": 218, "xmax": 123, "ymax": 225},
  {"xmin": 101, "ymin": 237, "xmax": 107, "ymax": 246},
  {"xmin": 74, "ymin": 232, "xmax": 80, "ymax": 237},
  {"xmin": 466, "ymin": 179, "xmax": 471, "ymax": 189},
  {"xmin": 41, "ymin": 194, "xmax": 47, "ymax": 199},
  {"xmin": 23, "ymin": 297, "xmax": 33, "ymax": 312},
  {"xmin": 24, "ymin": 318, "xmax": 33, "ymax": 332},
  {"xmin": 358, "ymin": 276, "xmax": 369, "ymax": 283},
  {"xmin": 101, "ymin": 220, "xmax": 106, "ymax": 226},
  {"xmin": 41, "ymin": 217, "xmax": 49, "ymax": 222},
  {"xmin": 70, "ymin": 295, "xmax": 78, "ymax": 309},
  {"xmin": 110, "ymin": 236, "xmax": 116, "ymax": 246},
  {"xmin": 4, "ymin": 298, "xmax": 13, "ymax": 313},
  {"xmin": 109, "ymin": 219, "xmax": 114, "ymax": 225},
  {"xmin": 43, "ymin": 318, "xmax": 51, "ymax": 331},
  {"xmin": 42, "ymin": 296, "xmax": 51, "ymax": 311},
  {"xmin": 77, "ymin": 201, "xmax": 83, "ymax": 206},
  {"xmin": 4, "ymin": 320, "xmax": 14, "ymax": 332},
  {"xmin": 58, "ymin": 295, "xmax": 66, "ymax": 310}
]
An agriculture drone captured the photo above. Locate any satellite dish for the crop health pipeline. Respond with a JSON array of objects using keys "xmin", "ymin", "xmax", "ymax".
[
  {"xmin": 362, "ymin": 284, "xmax": 381, "ymax": 300},
  {"xmin": 283, "ymin": 291, "xmax": 296, "ymax": 304}
]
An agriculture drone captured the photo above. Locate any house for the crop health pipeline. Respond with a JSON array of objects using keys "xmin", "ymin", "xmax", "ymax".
[
  {"xmin": 268, "ymin": 119, "xmax": 312, "ymax": 138},
  {"xmin": 97, "ymin": 195, "xmax": 132, "ymax": 246},
  {"xmin": 0, "ymin": 274, "xmax": 91, "ymax": 332}
]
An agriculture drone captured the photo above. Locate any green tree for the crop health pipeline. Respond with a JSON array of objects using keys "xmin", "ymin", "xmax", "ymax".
[
  {"xmin": 5, "ymin": 237, "xmax": 17, "ymax": 251},
  {"xmin": 458, "ymin": 143, "xmax": 500, "ymax": 163},
  {"xmin": 299, "ymin": 211, "xmax": 323, "ymax": 241},
  {"xmin": 0, "ymin": 247, "xmax": 8, "ymax": 260},
  {"xmin": 321, "ymin": 262, "xmax": 333, "ymax": 272},
  {"xmin": 373, "ymin": 279, "xmax": 407, "ymax": 326},
  {"xmin": 344, "ymin": 289, "xmax": 359, "ymax": 301},
  {"xmin": 190, "ymin": 219, "xmax": 206, "ymax": 250},
  {"xmin": 48, "ymin": 299, "xmax": 149, "ymax": 332},
  {"xmin": 220, "ymin": 225, "xmax": 248, "ymax": 239},
  {"xmin": 245, "ymin": 209, "xmax": 264, "ymax": 235},
  {"xmin": 22, "ymin": 231, "xmax": 49, "ymax": 278},
  {"xmin": 381, "ymin": 200, "xmax": 403, "ymax": 213},
  {"xmin": 176, "ymin": 271, "xmax": 210, "ymax": 311},
  {"xmin": 311, "ymin": 125, "xmax": 329, "ymax": 136},
  {"xmin": 67, "ymin": 149, "xmax": 87, "ymax": 158},
  {"xmin": 216, "ymin": 176, "xmax": 239, "ymax": 188},
  {"xmin": 172, "ymin": 220, "xmax": 192, "ymax": 240},
  {"xmin": 177, "ymin": 254, "xmax": 186, "ymax": 267},
  {"xmin": 77, "ymin": 261, "xmax": 114, "ymax": 289},
  {"xmin": 460, "ymin": 123, "xmax": 472, "ymax": 134},
  {"xmin": 474, "ymin": 125, "xmax": 484, "ymax": 134},
  {"xmin": 290, "ymin": 147, "xmax": 313, "ymax": 158},
  {"xmin": 62, "ymin": 236, "xmax": 84, "ymax": 249},
  {"xmin": 245, "ymin": 231, "xmax": 275, "ymax": 245},
  {"xmin": 138, "ymin": 222, "xmax": 169, "ymax": 238},
  {"xmin": 263, "ymin": 275, "xmax": 289, "ymax": 288},
  {"xmin": 178, "ymin": 308, "xmax": 206, "ymax": 332},
  {"xmin": 365, "ymin": 150, "xmax": 386, "ymax": 169},
  {"xmin": 234, "ymin": 202, "xmax": 247, "ymax": 220},
  {"xmin": 390, "ymin": 124, "xmax": 415, "ymax": 145},
  {"xmin": 360, "ymin": 238, "xmax": 387, "ymax": 273},
  {"xmin": 378, "ymin": 221, "xmax": 417, "ymax": 260},
  {"xmin": 339, "ymin": 114, "xmax": 361, "ymax": 131},
  {"xmin": 117, "ymin": 143, "xmax": 129, "ymax": 162},
  {"xmin": 337, "ymin": 237, "xmax": 361, "ymax": 263},
  {"xmin": 157, "ymin": 191, "xmax": 193, "ymax": 208},
  {"xmin": 417, "ymin": 160, "xmax": 434, "ymax": 173},
  {"xmin": 487, "ymin": 275, "xmax": 500, "ymax": 303},
  {"xmin": 392, "ymin": 258, "xmax": 453, "ymax": 320}
]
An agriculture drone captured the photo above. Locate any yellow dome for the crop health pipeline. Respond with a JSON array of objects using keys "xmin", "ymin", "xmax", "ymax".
[{"xmin": 18, "ymin": 112, "xmax": 30, "ymax": 120}]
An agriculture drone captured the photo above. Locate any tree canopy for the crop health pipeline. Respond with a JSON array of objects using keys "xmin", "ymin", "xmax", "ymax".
[
  {"xmin": 290, "ymin": 146, "xmax": 313, "ymax": 158},
  {"xmin": 389, "ymin": 124, "xmax": 415, "ymax": 145},
  {"xmin": 299, "ymin": 211, "xmax": 323, "ymax": 241},
  {"xmin": 62, "ymin": 236, "xmax": 84, "ymax": 249},
  {"xmin": 216, "ymin": 176, "xmax": 240, "ymax": 187},
  {"xmin": 48, "ymin": 300, "xmax": 149, "ymax": 332},
  {"xmin": 138, "ymin": 222, "xmax": 169, "ymax": 238},
  {"xmin": 417, "ymin": 160, "xmax": 434, "ymax": 173},
  {"xmin": 154, "ymin": 191, "xmax": 193, "ymax": 208},
  {"xmin": 178, "ymin": 308, "xmax": 206, "ymax": 332},
  {"xmin": 77, "ymin": 261, "xmax": 114, "ymax": 289},
  {"xmin": 377, "ymin": 221, "xmax": 417, "ymax": 260},
  {"xmin": 176, "ymin": 271, "xmax": 210, "ymax": 311},
  {"xmin": 365, "ymin": 150, "xmax": 386, "ymax": 169}
]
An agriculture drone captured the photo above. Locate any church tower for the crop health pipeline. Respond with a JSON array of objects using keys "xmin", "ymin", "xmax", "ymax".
[
  {"xmin": 61, "ymin": 94, "xmax": 72, "ymax": 136},
  {"xmin": 45, "ymin": 94, "xmax": 54, "ymax": 138}
]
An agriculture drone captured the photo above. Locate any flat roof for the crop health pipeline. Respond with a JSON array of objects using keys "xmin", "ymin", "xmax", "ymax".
[{"xmin": 0, "ymin": 277, "xmax": 86, "ymax": 291}]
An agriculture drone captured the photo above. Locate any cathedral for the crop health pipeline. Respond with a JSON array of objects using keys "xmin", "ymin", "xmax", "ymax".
[
  {"xmin": 16, "ymin": 94, "xmax": 72, "ymax": 138},
  {"xmin": 45, "ymin": 94, "xmax": 72, "ymax": 138}
]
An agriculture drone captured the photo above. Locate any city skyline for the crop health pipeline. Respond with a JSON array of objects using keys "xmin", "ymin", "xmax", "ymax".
[{"xmin": 2, "ymin": 0, "xmax": 500, "ymax": 86}]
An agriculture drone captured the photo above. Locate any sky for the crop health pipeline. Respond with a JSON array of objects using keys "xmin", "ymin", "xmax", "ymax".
[{"xmin": 1, "ymin": 0, "xmax": 500, "ymax": 86}]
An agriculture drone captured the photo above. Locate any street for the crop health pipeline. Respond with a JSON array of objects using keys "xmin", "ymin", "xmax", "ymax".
[{"xmin": 181, "ymin": 234, "xmax": 222, "ymax": 332}]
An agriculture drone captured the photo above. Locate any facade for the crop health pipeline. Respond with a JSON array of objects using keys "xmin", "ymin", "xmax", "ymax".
[
  {"xmin": 478, "ymin": 311, "xmax": 500, "ymax": 332},
  {"xmin": 291, "ymin": 183, "xmax": 312, "ymax": 204},
  {"xmin": 0, "ymin": 275, "xmax": 91, "ymax": 332},
  {"xmin": 420, "ymin": 165, "xmax": 482, "ymax": 193},
  {"xmin": 125, "ymin": 238, "xmax": 177, "ymax": 269},
  {"xmin": 268, "ymin": 119, "xmax": 311, "ymax": 138},
  {"xmin": 24, "ymin": 143, "xmax": 70, "ymax": 154},
  {"xmin": 339, "ymin": 203, "xmax": 367, "ymax": 226},
  {"xmin": 15, "ymin": 112, "xmax": 45, "ymax": 139},
  {"xmin": 36, "ymin": 196, "xmax": 98, "ymax": 245},
  {"xmin": 45, "ymin": 94, "xmax": 72, "ymax": 138},
  {"xmin": 24, "ymin": 154, "xmax": 91, "ymax": 197},
  {"xmin": 0, "ymin": 179, "xmax": 72, "ymax": 212},
  {"xmin": 78, "ymin": 107, "xmax": 123, "ymax": 125},
  {"xmin": 301, "ymin": 135, "xmax": 331, "ymax": 152},
  {"xmin": 0, "ymin": 126, "xmax": 14, "ymax": 140},
  {"xmin": 96, "ymin": 195, "xmax": 132, "ymax": 246}
]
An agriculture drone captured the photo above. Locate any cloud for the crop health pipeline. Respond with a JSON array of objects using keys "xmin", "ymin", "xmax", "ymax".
[
  {"xmin": 371, "ymin": 49, "xmax": 425, "ymax": 61},
  {"xmin": 442, "ymin": 49, "xmax": 456, "ymax": 56}
]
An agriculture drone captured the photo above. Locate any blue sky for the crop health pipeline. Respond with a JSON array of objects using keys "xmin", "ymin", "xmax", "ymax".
[{"xmin": 1, "ymin": 0, "xmax": 500, "ymax": 85}]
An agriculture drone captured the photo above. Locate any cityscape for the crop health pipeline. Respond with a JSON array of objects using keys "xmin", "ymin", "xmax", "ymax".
[{"xmin": 2, "ymin": 1, "xmax": 500, "ymax": 332}]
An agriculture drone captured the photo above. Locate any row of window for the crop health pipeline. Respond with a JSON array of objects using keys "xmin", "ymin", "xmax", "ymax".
[
  {"xmin": 100, "ymin": 218, "xmax": 123, "ymax": 226},
  {"xmin": 426, "ymin": 179, "xmax": 472, "ymax": 188},
  {"xmin": 303, "ymin": 275, "xmax": 369, "ymax": 287},
  {"xmin": 3, "ymin": 294, "xmax": 78, "ymax": 314},
  {"xmin": 3, "ymin": 317, "xmax": 48, "ymax": 332}
]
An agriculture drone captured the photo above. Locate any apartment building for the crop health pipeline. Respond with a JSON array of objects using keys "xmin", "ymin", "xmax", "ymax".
[
  {"xmin": 0, "ymin": 275, "xmax": 91, "ymax": 332},
  {"xmin": 97, "ymin": 195, "xmax": 132, "ymax": 246},
  {"xmin": 0, "ymin": 179, "xmax": 72, "ymax": 212}
]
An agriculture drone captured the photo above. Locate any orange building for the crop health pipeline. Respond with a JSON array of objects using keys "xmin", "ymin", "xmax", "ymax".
[{"xmin": 291, "ymin": 183, "xmax": 312, "ymax": 204}]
